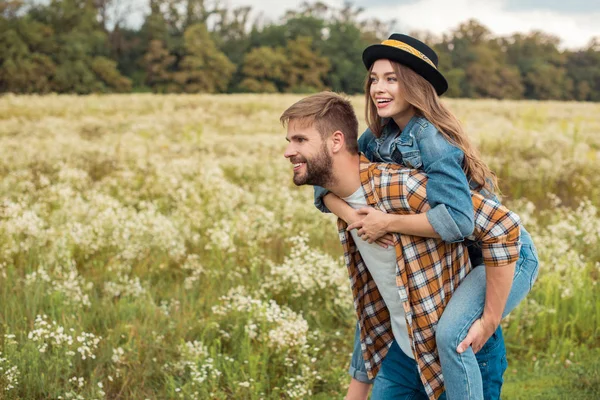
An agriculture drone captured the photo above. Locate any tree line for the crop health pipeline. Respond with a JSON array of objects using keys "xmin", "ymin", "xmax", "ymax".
[{"xmin": 1, "ymin": 0, "xmax": 599, "ymax": 100}]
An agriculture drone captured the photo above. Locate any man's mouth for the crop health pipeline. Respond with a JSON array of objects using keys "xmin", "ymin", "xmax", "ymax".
[{"xmin": 293, "ymin": 162, "xmax": 306, "ymax": 172}]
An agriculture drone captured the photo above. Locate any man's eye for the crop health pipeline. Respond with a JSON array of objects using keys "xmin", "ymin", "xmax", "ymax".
[{"xmin": 297, "ymin": 138, "xmax": 305, "ymax": 143}]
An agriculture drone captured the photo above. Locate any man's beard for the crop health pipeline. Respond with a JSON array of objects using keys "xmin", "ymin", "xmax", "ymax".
[{"xmin": 293, "ymin": 143, "xmax": 335, "ymax": 187}]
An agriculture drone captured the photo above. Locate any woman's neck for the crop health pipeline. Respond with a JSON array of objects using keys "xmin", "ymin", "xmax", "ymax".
[{"xmin": 392, "ymin": 108, "xmax": 416, "ymax": 131}]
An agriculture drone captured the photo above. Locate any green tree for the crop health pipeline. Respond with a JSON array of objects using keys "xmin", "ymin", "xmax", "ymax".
[
  {"xmin": 503, "ymin": 32, "xmax": 569, "ymax": 99},
  {"xmin": 239, "ymin": 47, "xmax": 288, "ymax": 93},
  {"xmin": 0, "ymin": 16, "xmax": 56, "ymax": 93},
  {"xmin": 283, "ymin": 36, "xmax": 330, "ymax": 92},
  {"xmin": 318, "ymin": 16, "xmax": 373, "ymax": 93},
  {"xmin": 174, "ymin": 23, "xmax": 235, "ymax": 93},
  {"xmin": 91, "ymin": 56, "xmax": 132, "ymax": 92},
  {"xmin": 565, "ymin": 38, "xmax": 600, "ymax": 101},
  {"xmin": 143, "ymin": 39, "xmax": 176, "ymax": 93},
  {"xmin": 466, "ymin": 44, "xmax": 523, "ymax": 99},
  {"xmin": 21, "ymin": 0, "xmax": 131, "ymax": 93}
]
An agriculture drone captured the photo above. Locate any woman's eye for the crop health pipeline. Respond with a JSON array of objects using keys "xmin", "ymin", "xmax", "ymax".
[{"xmin": 387, "ymin": 77, "xmax": 397, "ymax": 82}]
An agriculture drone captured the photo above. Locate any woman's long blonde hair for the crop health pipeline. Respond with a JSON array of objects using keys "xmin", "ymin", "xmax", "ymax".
[{"xmin": 365, "ymin": 61, "xmax": 498, "ymax": 194}]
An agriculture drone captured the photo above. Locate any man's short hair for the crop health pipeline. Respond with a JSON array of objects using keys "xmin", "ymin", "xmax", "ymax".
[{"xmin": 280, "ymin": 92, "xmax": 359, "ymax": 154}]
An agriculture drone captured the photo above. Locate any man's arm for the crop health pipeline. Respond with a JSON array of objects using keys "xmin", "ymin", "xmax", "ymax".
[{"xmin": 457, "ymin": 193, "xmax": 521, "ymax": 353}]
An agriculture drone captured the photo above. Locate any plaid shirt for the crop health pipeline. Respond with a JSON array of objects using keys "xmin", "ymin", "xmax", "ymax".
[{"xmin": 338, "ymin": 156, "xmax": 521, "ymax": 400}]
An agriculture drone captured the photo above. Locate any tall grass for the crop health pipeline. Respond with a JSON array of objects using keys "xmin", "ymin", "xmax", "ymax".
[{"xmin": 0, "ymin": 94, "xmax": 598, "ymax": 398}]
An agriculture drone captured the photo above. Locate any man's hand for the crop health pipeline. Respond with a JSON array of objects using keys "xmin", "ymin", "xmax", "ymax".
[
  {"xmin": 346, "ymin": 208, "xmax": 391, "ymax": 243},
  {"xmin": 457, "ymin": 316, "xmax": 498, "ymax": 354}
]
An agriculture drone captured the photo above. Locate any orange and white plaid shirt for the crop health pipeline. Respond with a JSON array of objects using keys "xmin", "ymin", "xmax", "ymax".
[{"xmin": 338, "ymin": 156, "xmax": 521, "ymax": 400}]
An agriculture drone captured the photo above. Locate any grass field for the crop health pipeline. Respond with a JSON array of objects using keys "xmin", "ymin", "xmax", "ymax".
[{"xmin": 0, "ymin": 93, "xmax": 598, "ymax": 399}]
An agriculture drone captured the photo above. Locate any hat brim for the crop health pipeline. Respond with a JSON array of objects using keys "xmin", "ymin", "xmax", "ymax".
[{"xmin": 363, "ymin": 44, "xmax": 448, "ymax": 96}]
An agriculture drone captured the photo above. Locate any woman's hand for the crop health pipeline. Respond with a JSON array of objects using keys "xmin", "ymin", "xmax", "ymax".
[
  {"xmin": 346, "ymin": 209, "xmax": 395, "ymax": 249},
  {"xmin": 346, "ymin": 208, "xmax": 391, "ymax": 243},
  {"xmin": 456, "ymin": 316, "xmax": 498, "ymax": 354}
]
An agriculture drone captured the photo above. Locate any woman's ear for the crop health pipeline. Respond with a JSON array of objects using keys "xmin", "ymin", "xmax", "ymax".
[{"xmin": 330, "ymin": 130, "xmax": 345, "ymax": 153}]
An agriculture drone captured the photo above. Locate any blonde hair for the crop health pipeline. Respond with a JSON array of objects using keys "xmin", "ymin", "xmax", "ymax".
[
  {"xmin": 280, "ymin": 91, "xmax": 359, "ymax": 154},
  {"xmin": 364, "ymin": 62, "xmax": 498, "ymax": 194}
]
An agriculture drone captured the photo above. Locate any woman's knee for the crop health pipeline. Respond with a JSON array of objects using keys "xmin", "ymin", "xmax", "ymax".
[{"xmin": 435, "ymin": 317, "xmax": 463, "ymax": 354}]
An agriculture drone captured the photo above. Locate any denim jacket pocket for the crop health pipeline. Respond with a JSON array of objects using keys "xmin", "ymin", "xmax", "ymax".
[{"xmin": 400, "ymin": 150, "xmax": 423, "ymax": 169}]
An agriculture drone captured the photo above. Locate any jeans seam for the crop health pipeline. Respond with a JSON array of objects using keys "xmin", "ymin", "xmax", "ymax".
[{"xmin": 454, "ymin": 304, "xmax": 485, "ymax": 400}]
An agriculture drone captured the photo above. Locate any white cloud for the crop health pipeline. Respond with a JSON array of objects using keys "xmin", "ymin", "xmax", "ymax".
[
  {"xmin": 359, "ymin": 0, "xmax": 599, "ymax": 49},
  {"xmin": 229, "ymin": 0, "xmax": 600, "ymax": 49},
  {"xmin": 122, "ymin": 0, "xmax": 599, "ymax": 49}
]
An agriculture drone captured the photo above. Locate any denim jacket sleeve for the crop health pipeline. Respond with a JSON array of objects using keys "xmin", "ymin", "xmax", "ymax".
[
  {"xmin": 417, "ymin": 125, "xmax": 475, "ymax": 242},
  {"xmin": 313, "ymin": 129, "xmax": 375, "ymax": 213}
]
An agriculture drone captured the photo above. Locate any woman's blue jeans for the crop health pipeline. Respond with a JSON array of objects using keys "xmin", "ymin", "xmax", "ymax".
[{"xmin": 350, "ymin": 228, "xmax": 539, "ymax": 399}]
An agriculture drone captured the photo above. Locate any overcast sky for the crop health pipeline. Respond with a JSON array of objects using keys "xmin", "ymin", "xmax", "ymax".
[{"xmin": 124, "ymin": 0, "xmax": 600, "ymax": 49}]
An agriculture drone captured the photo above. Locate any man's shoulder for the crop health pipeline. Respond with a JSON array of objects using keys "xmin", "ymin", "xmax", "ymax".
[
  {"xmin": 373, "ymin": 162, "xmax": 427, "ymax": 178},
  {"xmin": 362, "ymin": 161, "xmax": 429, "ymax": 191}
]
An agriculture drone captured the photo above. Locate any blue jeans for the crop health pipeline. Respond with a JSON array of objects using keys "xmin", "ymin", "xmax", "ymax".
[
  {"xmin": 436, "ymin": 227, "xmax": 539, "ymax": 399},
  {"xmin": 350, "ymin": 227, "xmax": 539, "ymax": 399},
  {"xmin": 351, "ymin": 325, "xmax": 506, "ymax": 400}
]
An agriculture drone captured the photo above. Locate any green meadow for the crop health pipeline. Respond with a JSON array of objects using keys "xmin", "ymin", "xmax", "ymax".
[{"xmin": 0, "ymin": 94, "xmax": 598, "ymax": 399}]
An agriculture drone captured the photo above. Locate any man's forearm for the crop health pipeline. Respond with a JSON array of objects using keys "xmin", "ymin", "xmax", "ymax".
[
  {"xmin": 345, "ymin": 378, "xmax": 371, "ymax": 400},
  {"xmin": 323, "ymin": 193, "xmax": 356, "ymax": 224},
  {"xmin": 483, "ymin": 262, "xmax": 516, "ymax": 327},
  {"xmin": 385, "ymin": 213, "xmax": 441, "ymax": 238}
]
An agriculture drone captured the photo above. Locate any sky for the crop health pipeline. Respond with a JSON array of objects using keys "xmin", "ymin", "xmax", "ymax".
[{"xmin": 124, "ymin": 0, "xmax": 600, "ymax": 50}]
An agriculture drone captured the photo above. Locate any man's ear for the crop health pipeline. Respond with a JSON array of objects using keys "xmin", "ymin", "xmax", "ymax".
[{"xmin": 330, "ymin": 130, "xmax": 346, "ymax": 153}]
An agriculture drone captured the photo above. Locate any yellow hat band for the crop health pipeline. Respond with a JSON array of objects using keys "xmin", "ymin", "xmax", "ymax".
[{"xmin": 381, "ymin": 39, "xmax": 437, "ymax": 70}]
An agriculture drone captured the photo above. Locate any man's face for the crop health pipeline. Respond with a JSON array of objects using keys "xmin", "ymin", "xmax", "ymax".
[{"xmin": 284, "ymin": 121, "xmax": 334, "ymax": 187}]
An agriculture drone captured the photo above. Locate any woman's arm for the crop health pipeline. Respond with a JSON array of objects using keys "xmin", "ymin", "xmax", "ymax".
[
  {"xmin": 347, "ymin": 123, "xmax": 475, "ymax": 243},
  {"xmin": 417, "ymin": 124, "xmax": 475, "ymax": 242},
  {"xmin": 324, "ymin": 194, "xmax": 395, "ymax": 248},
  {"xmin": 347, "ymin": 209, "xmax": 440, "ymax": 242}
]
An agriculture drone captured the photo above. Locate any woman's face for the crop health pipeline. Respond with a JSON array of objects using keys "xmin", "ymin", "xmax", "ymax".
[{"xmin": 369, "ymin": 59, "xmax": 413, "ymax": 122}]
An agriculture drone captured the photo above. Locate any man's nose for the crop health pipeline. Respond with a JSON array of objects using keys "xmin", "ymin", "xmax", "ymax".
[{"xmin": 284, "ymin": 143, "xmax": 296, "ymax": 158}]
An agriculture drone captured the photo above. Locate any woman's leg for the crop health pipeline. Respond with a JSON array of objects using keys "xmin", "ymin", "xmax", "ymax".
[{"xmin": 436, "ymin": 230, "xmax": 539, "ymax": 400}]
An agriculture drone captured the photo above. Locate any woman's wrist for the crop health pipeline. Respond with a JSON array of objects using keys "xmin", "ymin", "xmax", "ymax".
[{"xmin": 386, "ymin": 213, "xmax": 403, "ymax": 233}]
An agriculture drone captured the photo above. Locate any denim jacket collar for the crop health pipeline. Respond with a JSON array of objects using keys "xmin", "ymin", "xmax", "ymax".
[{"xmin": 377, "ymin": 116, "xmax": 418, "ymax": 146}]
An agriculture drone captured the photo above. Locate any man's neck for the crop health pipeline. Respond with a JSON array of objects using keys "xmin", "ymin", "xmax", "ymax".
[{"xmin": 324, "ymin": 154, "xmax": 362, "ymax": 198}]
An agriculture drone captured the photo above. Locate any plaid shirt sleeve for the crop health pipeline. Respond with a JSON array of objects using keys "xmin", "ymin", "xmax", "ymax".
[{"xmin": 469, "ymin": 193, "xmax": 521, "ymax": 267}]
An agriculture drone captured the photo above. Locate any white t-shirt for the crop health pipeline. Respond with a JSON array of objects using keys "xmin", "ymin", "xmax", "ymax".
[{"xmin": 343, "ymin": 186, "xmax": 414, "ymax": 359}]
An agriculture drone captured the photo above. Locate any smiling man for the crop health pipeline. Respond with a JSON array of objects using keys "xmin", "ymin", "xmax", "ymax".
[{"xmin": 281, "ymin": 91, "xmax": 521, "ymax": 400}]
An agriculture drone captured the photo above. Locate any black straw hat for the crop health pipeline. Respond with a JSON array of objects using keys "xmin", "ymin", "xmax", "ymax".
[{"xmin": 362, "ymin": 33, "xmax": 448, "ymax": 96}]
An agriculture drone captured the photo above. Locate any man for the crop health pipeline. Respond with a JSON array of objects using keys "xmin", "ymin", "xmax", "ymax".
[{"xmin": 281, "ymin": 92, "xmax": 521, "ymax": 400}]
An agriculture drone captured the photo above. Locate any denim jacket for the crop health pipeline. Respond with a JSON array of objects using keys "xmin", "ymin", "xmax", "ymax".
[{"xmin": 314, "ymin": 116, "xmax": 494, "ymax": 243}]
